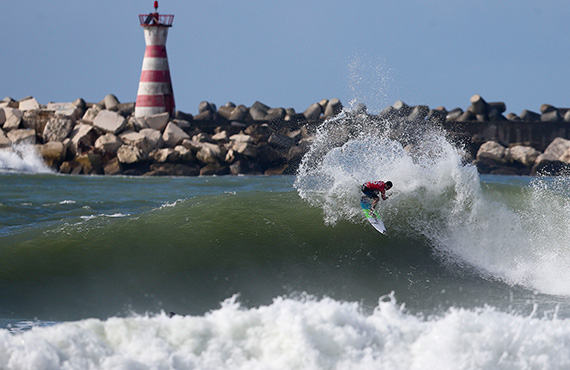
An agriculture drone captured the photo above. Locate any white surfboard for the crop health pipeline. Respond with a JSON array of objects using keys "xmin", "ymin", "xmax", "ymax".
[{"xmin": 360, "ymin": 197, "xmax": 387, "ymax": 235}]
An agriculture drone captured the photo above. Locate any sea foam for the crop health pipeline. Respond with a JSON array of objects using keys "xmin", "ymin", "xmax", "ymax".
[
  {"xmin": 1, "ymin": 295, "xmax": 569, "ymax": 370},
  {"xmin": 0, "ymin": 144, "xmax": 53, "ymax": 174}
]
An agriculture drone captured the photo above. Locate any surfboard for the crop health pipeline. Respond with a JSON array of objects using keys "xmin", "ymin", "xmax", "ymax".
[{"xmin": 360, "ymin": 196, "xmax": 387, "ymax": 235}]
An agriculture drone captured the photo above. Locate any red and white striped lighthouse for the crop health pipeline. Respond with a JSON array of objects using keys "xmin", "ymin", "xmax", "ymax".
[{"xmin": 135, "ymin": 1, "xmax": 175, "ymax": 117}]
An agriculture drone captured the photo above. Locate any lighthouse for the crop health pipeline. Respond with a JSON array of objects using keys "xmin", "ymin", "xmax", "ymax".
[{"xmin": 135, "ymin": 1, "xmax": 175, "ymax": 117}]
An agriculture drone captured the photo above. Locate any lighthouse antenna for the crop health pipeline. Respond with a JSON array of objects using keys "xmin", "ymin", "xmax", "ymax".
[{"xmin": 154, "ymin": 1, "xmax": 158, "ymax": 12}]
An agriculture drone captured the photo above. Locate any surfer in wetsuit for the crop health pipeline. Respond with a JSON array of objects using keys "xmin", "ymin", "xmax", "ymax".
[{"xmin": 361, "ymin": 180, "xmax": 392, "ymax": 209}]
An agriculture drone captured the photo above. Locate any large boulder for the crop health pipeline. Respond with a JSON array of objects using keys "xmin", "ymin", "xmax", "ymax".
[
  {"xmin": 82, "ymin": 106, "xmax": 101, "ymax": 123},
  {"xmin": 117, "ymin": 145, "xmax": 147, "ymax": 164},
  {"xmin": 506, "ymin": 145, "xmax": 541, "ymax": 167},
  {"xmin": 303, "ymin": 103, "xmax": 322, "ymax": 121},
  {"xmin": 145, "ymin": 163, "xmax": 200, "ymax": 176},
  {"xmin": 94, "ymin": 133, "xmax": 123, "ymax": 153},
  {"xmin": 139, "ymin": 128, "xmax": 164, "ymax": 150},
  {"xmin": 93, "ymin": 110, "xmax": 127, "ymax": 134},
  {"xmin": 36, "ymin": 141, "xmax": 66, "ymax": 168},
  {"xmin": 543, "ymin": 137, "xmax": 570, "ymax": 159},
  {"xmin": 47, "ymin": 102, "xmax": 81, "ymax": 120},
  {"xmin": 152, "ymin": 148, "xmax": 180, "ymax": 163},
  {"xmin": 120, "ymin": 131, "xmax": 154, "ymax": 154},
  {"xmin": 162, "ymin": 122, "xmax": 190, "ymax": 147},
  {"xmin": 18, "ymin": 97, "xmax": 40, "ymax": 111},
  {"xmin": 75, "ymin": 153, "xmax": 103, "ymax": 175},
  {"xmin": 469, "ymin": 94, "xmax": 489, "ymax": 114},
  {"xmin": 2, "ymin": 107, "xmax": 23, "ymax": 131},
  {"xmin": 249, "ymin": 101, "xmax": 270, "ymax": 121},
  {"xmin": 324, "ymin": 98, "xmax": 343, "ymax": 117},
  {"xmin": 196, "ymin": 142, "xmax": 224, "ymax": 164},
  {"xmin": 476, "ymin": 141, "xmax": 506, "ymax": 163},
  {"xmin": 7, "ymin": 129, "xmax": 36, "ymax": 146},
  {"xmin": 68, "ymin": 123, "xmax": 98, "ymax": 155},
  {"xmin": 229, "ymin": 133, "xmax": 254, "ymax": 144},
  {"xmin": 268, "ymin": 132, "xmax": 295, "ymax": 150},
  {"xmin": 43, "ymin": 116, "xmax": 75, "ymax": 142},
  {"xmin": 144, "ymin": 112, "xmax": 170, "ymax": 131},
  {"xmin": 104, "ymin": 94, "xmax": 120, "ymax": 111}
]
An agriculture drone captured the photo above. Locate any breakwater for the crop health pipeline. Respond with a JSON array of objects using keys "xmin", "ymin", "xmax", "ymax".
[{"xmin": 1, "ymin": 94, "xmax": 570, "ymax": 176}]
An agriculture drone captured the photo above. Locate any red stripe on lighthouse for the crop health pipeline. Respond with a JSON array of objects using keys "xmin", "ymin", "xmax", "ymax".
[
  {"xmin": 139, "ymin": 70, "xmax": 171, "ymax": 83},
  {"xmin": 144, "ymin": 45, "xmax": 167, "ymax": 58},
  {"xmin": 136, "ymin": 95, "xmax": 167, "ymax": 107}
]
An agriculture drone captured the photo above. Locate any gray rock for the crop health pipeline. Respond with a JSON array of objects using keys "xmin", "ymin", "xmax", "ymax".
[
  {"xmin": 139, "ymin": 128, "xmax": 164, "ymax": 150},
  {"xmin": 540, "ymin": 104, "xmax": 556, "ymax": 114},
  {"xmin": 488, "ymin": 109, "xmax": 506, "ymax": 121},
  {"xmin": 162, "ymin": 122, "xmax": 190, "ymax": 147},
  {"xmin": 2, "ymin": 107, "xmax": 23, "ymax": 131},
  {"xmin": 36, "ymin": 141, "xmax": 66, "ymax": 168},
  {"xmin": 229, "ymin": 133, "xmax": 254, "ymax": 143},
  {"xmin": 470, "ymin": 95, "xmax": 489, "ymax": 114},
  {"xmin": 541, "ymin": 110, "xmax": 562, "ymax": 122},
  {"xmin": 458, "ymin": 111, "xmax": 475, "ymax": 122},
  {"xmin": 120, "ymin": 131, "xmax": 154, "ymax": 154},
  {"xmin": 303, "ymin": 103, "xmax": 322, "ymax": 121},
  {"xmin": 446, "ymin": 108, "xmax": 463, "ymax": 122},
  {"xmin": 266, "ymin": 108, "xmax": 286, "ymax": 121},
  {"xmin": 196, "ymin": 142, "xmax": 224, "ymax": 164},
  {"xmin": 152, "ymin": 148, "xmax": 180, "ymax": 163},
  {"xmin": 324, "ymin": 98, "xmax": 343, "ymax": 117},
  {"xmin": 47, "ymin": 102, "xmax": 81, "ymax": 119},
  {"xmin": 407, "ymin": 105, "xmax": 429, "ymax": 122},
  {"xmin": 18, "ymin": 97, "xmax": 40, "ymax": 111},
  {"xmin": 229, "ymin": 105, "xmax": 248, "ymax": 122},
  {"xmin": 564, "ymin": 110, "xmax": 570, "ymax": 122},
  {"xmin": 104, "ymin": 158, "xmax": 122, "ymax": 175},
  {"xmin": 232, "ymin": 142, "xmax": 257, "ymax": 158},
  {"xmin": 392, "ymin": 100, "xmax": 412, "ymax": 116},
  {"xmin": 268, "ymin": 132, "xmax": 295, "ymax": 150},
  {"xmin": 250, "ymin": 101, "xmax": 270, "ymax": 121},
  {"xmin": 520, "ymin": 110, "xmax": 541, "ymax": 122},
  {"xmin": 68, "ymin": 123, "xmax": 98, "ymax": 155},
  {"xmin": 117, "ymin": 145, "xmax": 147, "ymax": 164},
  {"xmin": 217, "ymin": 105, "xmax": 233, "ymax": 120},
  {"xmin": 174, "ymin": 145, "xmax": 193, "ymax": 161},
  {"xmin": 94, "ymin": 133, "xmax": 122, "ymax": 153},
  {"xmin": 43, "ymin": 116, "xmax": 75, "ymax": 142},
  {"xmin": 7, "ymin": 129, "xmax": 36, "ymax": 146},
  {"xmin": 104, "ymin": 94, "xmax": 120, "ymax": 111},
  {"xmin": 543, "ymin": 137, "xmax": 570, "ymax": 159},
  {"xmin": 488, "ymin": 102, "xmax": 506, "ymax": 113},
  {"xmin": 199, "ymin": 101, "xmax": 217, "ymax": 113},
  {"xmin": 506, "ymin": 145, "xmax": 540, "ymax": 167},
  {"xmin": 93, "ymin": 110, "xmax": 127, "ymax": 134},
  {"xmin": 144, "ymin": 112, "xmax": 170, "ymax": 131},
  {"xmin": 477, "ymin": 141, "xmax": 506, "ymax": 163},
  {"xmin": 82, "ymin": 106, "xmax": 101, "ymax": 123}
]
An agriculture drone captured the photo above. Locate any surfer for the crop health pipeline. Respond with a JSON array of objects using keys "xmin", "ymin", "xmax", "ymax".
[{"xmin": 361, "ymin": 181, "xmax": 392, "ymax": 209}]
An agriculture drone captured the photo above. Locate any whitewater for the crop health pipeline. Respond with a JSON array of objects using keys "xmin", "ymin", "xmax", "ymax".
[{"xmin": 2, "ymin": 110, "xmax": 570, "ymax": 369}]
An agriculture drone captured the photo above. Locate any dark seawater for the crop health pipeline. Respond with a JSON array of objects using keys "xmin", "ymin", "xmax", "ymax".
[{"xmin": 2, "ymin": 113, "xmax": 570, "ymax": 368}]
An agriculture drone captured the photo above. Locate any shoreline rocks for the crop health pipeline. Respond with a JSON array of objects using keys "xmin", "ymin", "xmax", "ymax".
[{"xmin": 2, "ymin": 94, "xmax": 570, "ymax": 176}]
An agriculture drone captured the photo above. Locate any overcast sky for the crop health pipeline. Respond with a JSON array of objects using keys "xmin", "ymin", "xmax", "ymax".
[{"xmin": 2, "ymin": 0, "xmax": 569, "ymax": 115}]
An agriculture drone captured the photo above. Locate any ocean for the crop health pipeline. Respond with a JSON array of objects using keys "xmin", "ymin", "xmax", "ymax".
[{"xmin": 2, "ymin": 112, "xmax": 570, "ymax": 369}]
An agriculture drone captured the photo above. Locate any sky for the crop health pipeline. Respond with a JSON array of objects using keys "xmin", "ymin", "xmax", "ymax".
[{"xmin": 2, "ymin": 0, "xmax": 570, "ymax": 116}]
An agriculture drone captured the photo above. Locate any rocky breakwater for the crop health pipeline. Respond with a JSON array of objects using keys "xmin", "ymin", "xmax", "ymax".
[
  {"xmin": 371, "ymin": 94, "xmax": 570, "ymax": 176},
  {"xmin": 0, "ymin": 95, "xmax": 343, "ymax": 176}
]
